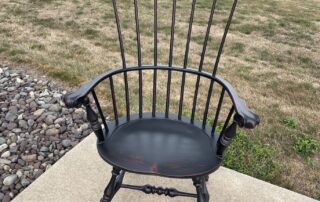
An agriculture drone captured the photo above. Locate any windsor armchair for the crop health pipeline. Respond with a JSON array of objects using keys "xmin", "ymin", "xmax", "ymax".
[{"xmin": 63, "ymin": 0, "xmax": 260, "ymax": 201}]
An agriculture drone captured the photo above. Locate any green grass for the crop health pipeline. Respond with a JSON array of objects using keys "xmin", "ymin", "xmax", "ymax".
[
  {"xmin": 232, "ymin": 42, "xmax": 245, "ymax": 53},
  {"xmin": 293, "ymin": 134, "xmax": 320, "ymax": 158},
  {"xmin": 83, "ymin": 28, "xmax": 100, "ymax": 39},
  {"xmin": 235, "ymin": 24, "xmax": 257, "ymax": 35},
  {"xmin": 48, "ymin": 70, "xmax": 80, "ymax": 86},
  {"xmin": 223, "ymin": 130, "xmax": 280, "ymax": 182},
  {"xmin": 0, "ymin": 41, "xmax": 11, "ymax": 53},
  {"xmin": 29, "ymin": 0, "xmax": 54, "ymax": 4},
  {"xmin": 30, "ymin": 43, "xmax": 45, "ymax": 50},
  {"xmin": 234, "ymin": 22, "xmax": 277, "ymax": 37},
  {"xmin": 283, "ymin": 116, "xmax": 297, "ymax": 129},
  {"xmin": 33, "ymin": 18, "xmax": 59, "ymax": 29},
  {"xmin": 229, "ymin": 42, "xmax": 246, "ymax": 57}
]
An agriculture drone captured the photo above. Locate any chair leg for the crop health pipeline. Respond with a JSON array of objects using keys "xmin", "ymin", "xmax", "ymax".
[
  {"xmin": 100, "ymin": 167, "xmax": 125, "ymax": 202},
  {"xmin": 193, "ymin": 177, "xmax": 209, "ymax": 202},
  {"xmin": 202, "ymin": 177, "xmax": 209, "ymax": 202}
]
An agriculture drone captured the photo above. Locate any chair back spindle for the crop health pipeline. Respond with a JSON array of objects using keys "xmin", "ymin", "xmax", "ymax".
[
  {"xmin": 94, "ymin": 0, "xmax": 239, "ymax": 134},
  {"xmin": 165, "ymin": 0, "xmax": 177, "ymax": 118},
  {"xmin": 134, "ymin": 0, "xmax": 143, "ymax": 118},
  {"xmin": 212, "ymin": 88, "xmax": 225, "ymax": 135},
  {"xmin": 191, "ymin": 0, "xmax": 218, "ymax": 123},
  {"xmin": 152, "ymin": 0, "xmax": 158, "ymax": 117},
  {"xmin": 178, "ymin": 0, "xmax": 197, "ymax": 120},
  {"xmin": 109, "ymin": 77, "xmax": 119, "ymax": 125},
  {"xmin": 212, "ymin": 0, "xmax": 238, "ymax": 76},
  {"xmin": 112, "ymin": 0, "xmax": 130, "ymax": 121}
]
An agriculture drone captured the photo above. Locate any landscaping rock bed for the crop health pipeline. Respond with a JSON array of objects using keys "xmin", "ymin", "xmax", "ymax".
[{"xmin": 0, "ymin": 64, "xmax": 92, "ymax": 201}]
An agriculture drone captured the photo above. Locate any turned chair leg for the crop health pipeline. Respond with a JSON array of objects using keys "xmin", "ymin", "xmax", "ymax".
[
  {"xmin": 100, "ymin": 167, "xmax": 125, "ymax": 202},
  {"xmin": 202, "ymin": 177, "xmax": 209, "ymax": 202},
  {"xmin": 193, "ymin": 177, "xmax": 209, "ymax": 202}
]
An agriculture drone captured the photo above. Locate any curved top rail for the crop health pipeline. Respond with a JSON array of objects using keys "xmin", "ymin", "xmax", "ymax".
[{"xmin": 63, "ymin": 65, "xmax": 260, "ymax": 128}]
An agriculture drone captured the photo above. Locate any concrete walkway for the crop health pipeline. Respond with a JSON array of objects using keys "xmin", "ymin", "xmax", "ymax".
[{"xmin": 13, "ymin": 134, "xmax": 317, "ymax": 202}]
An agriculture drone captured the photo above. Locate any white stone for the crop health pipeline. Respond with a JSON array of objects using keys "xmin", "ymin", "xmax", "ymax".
[
  {"xmin": 9, "ymin": 143, "xmax": 17, "ymax": 149},
  {"xmin": 1, "ymin": 151, "xmax": 10, "ymax": 158},
  {"xmin": 0, "ymin": 144, "xmax": 8, "ymax": 153},
  {"xmin": 16, "ymin": 170, "xmax": 23, "ymax": 178},
  {"xmin": 18, "ymin": 114, "xmax": 23, "ymax": 120},
  {"xmin": 54, "ymin": 118, "xmax": 65, "ymax": 124},
  {"xmin": 74, "ymin": 108, "xmax": 84, "ymax": 114},
  {"xmin": 42, "ymin": 123, "xmax": 48, "ymax": 129},
  {"xmin": 16, "ymin": 77, "xmax": 24, "ymax": 84},
  {"xmin": 80, "ymin": 123, "xmax": 89, "ymax": 131},
  {"xmin": 39, "ymin": 89, "xmax": 49, "ymax": 97},
  {"xmin": 21, "ymin": 154, "xmax": 37, "ymax": 162},
  {"xmin": 48, "ymin": 153, "xmax": 54, "ymax": 159},
  {"xmin": 0, "ymin": 137, "xmax": 5, "ymax": 145},
  {"xmin": 46, "ymin": 128, "xmax": 59, "ymax": 136},
  {"xmin": 62, "ymin": 139, "xmax": 71, "ymax": 147},
  {"xmin": 33, "ymin": 109, "xmax": 45, "ymax": 117},
  {"xmin": 53, "ymin": 93, "xmax": 62, "ymax": 98},
  {"xmin": 3, "ymin": 165, "xmax": 10, "ymax": 171},
  {"xmin": 3, "ymin": 174, "xmax": 18, "ymax": 186},
  {"xmin": 29, "ymin": 91, "xmax": 35, "ymax": 99},
  {"xmin": 38, "ymin": 155, "xmax": 44, "ymax": 161},
  {"xmin": 10, "ymin": 73, "xmax": 19, "ymax": 77},
  {"xmin": 21, "ymin": 178, "xmax": 30, "ymax": 187},
  {"xmin": 0, "ymin": 158, "xmax": 11, "ymax": 165}
]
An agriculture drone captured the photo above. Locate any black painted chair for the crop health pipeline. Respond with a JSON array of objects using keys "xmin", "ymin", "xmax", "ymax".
[{"xmin": 63, "ymin": 0, "xmax": 260, "ymax": 201}]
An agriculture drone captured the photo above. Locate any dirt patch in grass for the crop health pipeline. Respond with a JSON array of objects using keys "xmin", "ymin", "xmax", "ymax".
[{"xmin": 0, "ymin": 0, "xmax": 319, "ymax": 199}]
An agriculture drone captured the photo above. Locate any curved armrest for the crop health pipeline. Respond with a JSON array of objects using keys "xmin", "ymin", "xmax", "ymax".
[
  {"xmin": 63, "ymin": 80, "xmax": 96, "ymax": 108},
  {"xmin": 216, "ymin": 76, "xmax": 260, "ymax": 129},
  {"xmin": 63, "ymin": 68, "xmax": 120, "ymax": 108},
  {"xmin": 233, "ymin": 98, "xmax": 260, "ymax": 129}
]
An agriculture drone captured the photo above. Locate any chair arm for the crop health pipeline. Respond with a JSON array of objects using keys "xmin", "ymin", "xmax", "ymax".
[
  {"xmin": 63, "ymin": 80, "xmax": 97, "ymax": 108},
  {"xmin": 63, "ymin": 68, "xmax": 121, "ymax": 108},
  {"xmin": 233, "ymin": 98, "xmax": 260, "ymax": 129},
  {"xmin": 216, "ymin": 76, "xmax": 260, "ymax": 129}
]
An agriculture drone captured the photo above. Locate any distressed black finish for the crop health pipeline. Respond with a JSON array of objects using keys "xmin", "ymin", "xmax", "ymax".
[
  {"xmin": 121, "ymin": 184, "xmax": 197, "ymax": 198},
  {"xmin": 62, "ymin": 0, "xmax": 260, "ymax": 201},
  {"xmin": 97, "ymin": 115, "xmax": 222, "ymax": 178},
  {"xmin": 193, "ymin": 177, "xmax": 210, "ymax": 202},
  {"xmin": 82, "ymin": 96, "xmax": 105, "ymax": 142},
  {"xmin": 100, "ymin": 168, "xmax": 125, "ymax": 202}
]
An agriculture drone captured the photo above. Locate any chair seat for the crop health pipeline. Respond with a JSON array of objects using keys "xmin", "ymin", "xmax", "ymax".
[{"xmin": 97, "ymin": 118, "xmax": 222, "ymax": 178}]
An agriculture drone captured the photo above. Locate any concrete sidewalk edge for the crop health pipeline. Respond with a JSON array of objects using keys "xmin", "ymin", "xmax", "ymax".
[{"xmin": 13, "ymin": 134, "xmax": 317, "ymax": 202}]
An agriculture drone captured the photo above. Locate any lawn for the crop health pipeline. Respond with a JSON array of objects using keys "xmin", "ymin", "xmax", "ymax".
[{"xmin": 0, "ymin": 0, "xmax": 319, "ymax": 199}]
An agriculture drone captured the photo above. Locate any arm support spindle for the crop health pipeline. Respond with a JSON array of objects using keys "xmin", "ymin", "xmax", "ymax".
[
  {"xmin": 83, "ymin": 97, "xmax": 105, "ymax": 142},
  {"xmin": 217, "ymin": 121, "xmax": 237, "ymax": 156}
]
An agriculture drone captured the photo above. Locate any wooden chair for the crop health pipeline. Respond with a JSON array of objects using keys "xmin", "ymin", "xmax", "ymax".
[{"xmin": 63, "ymin": 0, "xmax": 260, "ymax": 201}]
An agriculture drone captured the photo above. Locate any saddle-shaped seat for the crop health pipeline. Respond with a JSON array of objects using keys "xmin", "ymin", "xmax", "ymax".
[{"xmin": 98, "ymin": 116, "xmax": 221, "ymax": 178}]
